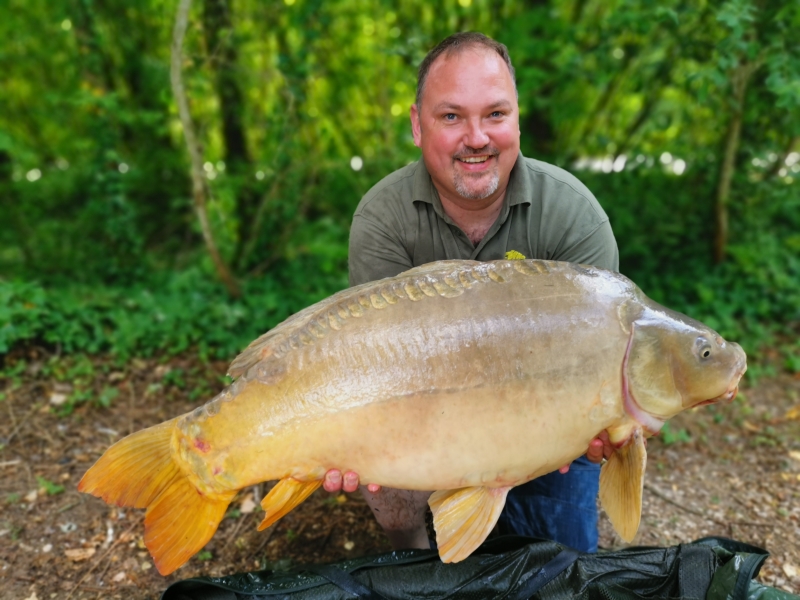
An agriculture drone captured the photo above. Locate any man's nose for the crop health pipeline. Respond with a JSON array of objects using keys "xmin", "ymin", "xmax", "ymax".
[{"xmin": 463, "ymin": 119, "xmax": 490, "ymax": 149}]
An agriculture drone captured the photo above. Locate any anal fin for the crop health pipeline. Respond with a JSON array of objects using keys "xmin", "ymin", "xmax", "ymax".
[
  {"xmin": 257, "ymin": 477, "xmax": 322, "ymax": 531},
  {"xmin": 599, "ymin": 426, "xmax": 647, "ymax": 542},
  {"xmin": 429, "ymin": 486, "xmax": 510, "ymax": 563}
]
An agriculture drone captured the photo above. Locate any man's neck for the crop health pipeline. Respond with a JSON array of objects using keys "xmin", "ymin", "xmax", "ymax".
[{"xmin": 438, "ymin": 190, "xmax": 507, "ymax": 246}]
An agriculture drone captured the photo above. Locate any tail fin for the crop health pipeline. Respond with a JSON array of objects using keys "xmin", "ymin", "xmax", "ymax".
[{"xmin": 78, "ymin": 419, "xmax": 235, "ymax": 575}]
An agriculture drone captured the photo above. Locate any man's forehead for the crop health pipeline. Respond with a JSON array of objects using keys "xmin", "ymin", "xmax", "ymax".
[{"xmin": 423, "ymin": 47, "xmax": 515, "ymax": 101}]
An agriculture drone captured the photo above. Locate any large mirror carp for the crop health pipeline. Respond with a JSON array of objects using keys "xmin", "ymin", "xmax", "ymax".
[{"xmin": 79, "ymin": 259, "xmax": 747, "ymax": 575}]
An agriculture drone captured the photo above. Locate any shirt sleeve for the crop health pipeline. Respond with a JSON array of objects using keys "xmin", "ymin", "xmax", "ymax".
[
  {"xmin": 550, "ymin": 219, "xmax": 619, "ymax": 272},
  {"xmin": 348, "ymin": 212, "xmax": 414, "ymax": 287}
]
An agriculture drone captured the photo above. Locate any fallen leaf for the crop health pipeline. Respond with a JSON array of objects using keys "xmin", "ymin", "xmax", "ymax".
[
  {"xmin": 782, "ymin": 563, "xmax": 798, "ymax": 578},
  {"xmin": 742, "ymin": 420, "xmax": 761, "ymax": 433},
  {"xmin": 119, "ymin": 531, "xmax": 135, "ymax": 543},
  {"xmin": 788, "ymin": 451, "xmax": 800, "ymax": 463},
  {"xmin": 112, "ymin": 571, "xmax": 126, "ymax": 583},
  {"xmin": 49, "ymin": 392, "xmax": 67, "ymax": 406},
  {"xmin": 239, "ymin": 494, "xmax": 256, "ymax": 514},
  {"xmin": 23, "ymin": 592, "xmax": 39, "ymax": 600},
  {"xmin": 343, "ymin": 540, "xmax": 355, "ymax": 551},
  {"xmin": 64, "ymin": 547, "xmax": 96, "ymax": 562},
  {"xmin": 786, "ymin": 405, "xmax": 800, "ymax": 420},
  {"xmin": 24, "ymin": 490, "xmax": 38, "ymax": 503}
]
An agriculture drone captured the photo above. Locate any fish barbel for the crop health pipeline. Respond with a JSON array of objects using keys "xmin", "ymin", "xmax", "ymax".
[{"xmin": 79, "ymin": 259, "xmax": 746, "ymax": 575}]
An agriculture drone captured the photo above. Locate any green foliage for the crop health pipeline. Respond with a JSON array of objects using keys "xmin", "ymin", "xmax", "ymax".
[
  {"xmin": 97, "ymin": 386, "xmax": 119, "ymax": 408},
  {"xmin": 35, "ymin": 476, "xmax": 65, "ymax": 496},
  {"xmin": 0, "ymin": 254, "xmax": 348, "ymax": 360},
  {"xmin": 0, "ymin": 0, "xmax": 797, "ymax": 368},
  {"xmin": 658, "ymin": 422, "xmax": 692, "ymax": 446}
]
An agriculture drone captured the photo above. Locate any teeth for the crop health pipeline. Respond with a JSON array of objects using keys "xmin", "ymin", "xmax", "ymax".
[{"xmin": 460, "ymin": 156, "xmax": 489, "ymax": 163}]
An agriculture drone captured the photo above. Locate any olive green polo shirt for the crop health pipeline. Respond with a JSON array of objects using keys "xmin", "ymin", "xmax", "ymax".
[{"xmin": 348, "ymin": 152, "xmax": 618, "ymax": 286}]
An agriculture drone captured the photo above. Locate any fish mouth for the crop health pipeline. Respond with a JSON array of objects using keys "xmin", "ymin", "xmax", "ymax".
[
  {"xmin": 694, "ymin": 383, "xmax": 740, "ymax": 407},
  {"xmin": 692, "ymin": 361, "xmax": 746, "ymax": 407}
]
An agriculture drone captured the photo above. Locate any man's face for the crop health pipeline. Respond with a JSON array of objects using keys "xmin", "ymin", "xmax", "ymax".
[{"xmin": 411, "ymin": 47, "xmax": 521, "ymax": 204}]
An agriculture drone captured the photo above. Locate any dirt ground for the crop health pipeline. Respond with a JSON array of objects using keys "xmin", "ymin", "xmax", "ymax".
[{"xmin": 1, "ymin": 347, "xmax": 798, "ymax": 600}]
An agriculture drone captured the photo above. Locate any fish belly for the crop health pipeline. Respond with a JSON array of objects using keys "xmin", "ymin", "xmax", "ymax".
[
  {"xmin": 274, "ymin": 379, "xmax": 624, "ymax": 490},
  {"xmin": 178, "ymin": 368, "xmax": 626, "ymax": 493}
]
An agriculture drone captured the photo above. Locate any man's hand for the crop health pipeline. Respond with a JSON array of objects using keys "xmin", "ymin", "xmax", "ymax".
[
  {"xmin": 558, "ymin": 431, "xmax": 614, "ymax": 474},
  {"xmin": 586, "ymin": 430, "xmax": 614, "ymax": 463},
  {"xmin": 323, "ymin": 469, "xmax": 381, "ymax": 494}
]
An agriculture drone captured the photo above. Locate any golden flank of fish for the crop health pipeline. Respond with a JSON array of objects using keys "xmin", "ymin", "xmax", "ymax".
[{"xmin": 79, "ymin": 260, "xmax": 747, "ymax": 575}]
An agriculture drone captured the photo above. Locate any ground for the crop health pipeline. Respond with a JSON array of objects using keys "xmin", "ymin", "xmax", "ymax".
[{"xmin": 1, "ymin": 348, "xmax": 798, "ymax": 600}]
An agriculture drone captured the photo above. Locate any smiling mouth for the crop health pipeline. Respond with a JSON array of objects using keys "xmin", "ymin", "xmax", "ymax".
[{"xmin": 455, "ymin": 154, "xmax": 497, "ymax": 164}]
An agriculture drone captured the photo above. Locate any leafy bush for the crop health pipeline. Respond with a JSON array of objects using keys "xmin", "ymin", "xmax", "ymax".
[{"xmin": 0, "ymin": 256, "xmax": 348, "ymax": 362}]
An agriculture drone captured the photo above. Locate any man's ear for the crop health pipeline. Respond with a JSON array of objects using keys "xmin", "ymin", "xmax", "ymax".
[{"xmin": 410, "ymin": 104, "xmax": 422, "ymax": 148}]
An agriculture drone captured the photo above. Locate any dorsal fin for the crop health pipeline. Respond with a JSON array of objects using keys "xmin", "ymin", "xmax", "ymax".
[{"xmin": 227, "ymin": 259, "xmax": 546, "ymax": 379}]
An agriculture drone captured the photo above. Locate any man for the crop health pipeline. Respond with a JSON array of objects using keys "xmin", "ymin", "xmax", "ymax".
[{"xmin": 325, "ymin": 32, "xmax": 618, "ymax": 553}]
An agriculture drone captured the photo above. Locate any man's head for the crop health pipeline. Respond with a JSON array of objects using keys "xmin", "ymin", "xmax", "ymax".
[{"xmin": 411, "ymin": 33, "xmax": 520, "ymax": 204}]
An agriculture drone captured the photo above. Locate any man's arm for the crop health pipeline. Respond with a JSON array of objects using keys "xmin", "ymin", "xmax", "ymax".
[
  {"xmin": 348, "ymin": 213, "xmax": 413, "ymax": 286},
  {"xmin": 551, "ymin": 220, "xmax": 619, "ymax": 273}
]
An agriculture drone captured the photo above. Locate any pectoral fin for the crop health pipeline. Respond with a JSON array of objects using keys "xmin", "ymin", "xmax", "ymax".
[
  {"xmin": 599, "ymin": 426, "xmax": 647, "ymax": 542},
  {"xmin": 429, "ymin": 486, "xmax": 510, "ymax": 563},
  {"xmin": 257, "ymin": 477, "xmax": 322, "ymax": 531}
]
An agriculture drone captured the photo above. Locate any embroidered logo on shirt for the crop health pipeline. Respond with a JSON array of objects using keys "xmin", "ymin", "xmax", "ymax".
[{"xmin": 505, "ymin": 250, "xmax": 526, "ymax": 260}]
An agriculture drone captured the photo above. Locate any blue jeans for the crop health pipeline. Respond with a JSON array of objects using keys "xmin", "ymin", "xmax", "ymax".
[{"xmin": 497, "ymin": 456, "xmax": 600, "ymax": 552}]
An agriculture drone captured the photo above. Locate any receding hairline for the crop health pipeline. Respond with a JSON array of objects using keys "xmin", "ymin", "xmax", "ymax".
[{"xmin": 416, "ymin": 33, "xmax": 517, "ymax": 108}]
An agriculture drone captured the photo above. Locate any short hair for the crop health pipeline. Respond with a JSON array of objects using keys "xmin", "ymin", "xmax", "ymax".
[{"xmin": 416, "ymin": 32, "xmax": 517, "ymax": 107}]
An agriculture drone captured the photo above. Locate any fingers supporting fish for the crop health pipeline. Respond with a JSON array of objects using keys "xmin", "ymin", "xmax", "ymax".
[
  {"xmin": 323, "ymin": 469, "xmax": 380, "ymax": 494},
  {"xmin": 322, "ymin": 469, "xmax": 342, "ymax": 493},
  {"xmin": 343, "ymin": 471, "xmax": 359, "ymax": 492},
  {"xmin": 586, "ymin": 432, "xmax": 614, "ymax": 464}
]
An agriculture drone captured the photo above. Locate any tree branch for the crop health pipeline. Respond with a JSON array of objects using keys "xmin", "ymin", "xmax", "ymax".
[
  {"xmin": 170, "ymin": 0, "xmax": 240, "ymax": 297},
  {"xmin": 714, "ymin": 59, "xmax": 761, "ymax": 264}
]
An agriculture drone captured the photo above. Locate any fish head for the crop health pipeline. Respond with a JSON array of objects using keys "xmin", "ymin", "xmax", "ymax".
[{"xmin": 623, "ymin": 300, "xmax": 747, "ymax": 430}]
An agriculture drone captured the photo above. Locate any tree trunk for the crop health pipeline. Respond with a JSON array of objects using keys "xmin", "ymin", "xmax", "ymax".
[
  {"xmin": 202, "ymin": 0, "xmax": 259, "ymax": 270},
  {"xmin": 171, "ymin": 0, "xmax": 241, "ymax": 297},
  {"xmin": 713, "ymin": 61, "xmax": 759, "ymax": 264}
]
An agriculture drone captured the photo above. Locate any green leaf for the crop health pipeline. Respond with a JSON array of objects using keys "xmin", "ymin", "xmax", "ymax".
[{"xmin": 36, "ymin": 476, "xmax": 65, "ymax": 496}]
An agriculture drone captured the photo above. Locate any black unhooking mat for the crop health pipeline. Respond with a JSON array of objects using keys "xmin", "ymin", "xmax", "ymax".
[{"xmin": 161, "ymin": 536, "xmax": 799, "ymax": 600}]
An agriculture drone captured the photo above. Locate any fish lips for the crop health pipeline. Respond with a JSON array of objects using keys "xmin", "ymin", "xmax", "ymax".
[
  {"xmin": 696, "ymin": 386, "xmax": 738, "ymax": 407},
  {"xmin": 694, "ymin": 376, "xmax": 743, "ymax": 407}
]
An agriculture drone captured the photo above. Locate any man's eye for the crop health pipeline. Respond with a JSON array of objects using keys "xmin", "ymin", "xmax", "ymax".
[
  {"xmin": 490, "ymin": 111, "xmax": 503, "ymax": 118},
  {"xmin": 444, "ymin": 113, "xmax": 457, "ymax": 121}
]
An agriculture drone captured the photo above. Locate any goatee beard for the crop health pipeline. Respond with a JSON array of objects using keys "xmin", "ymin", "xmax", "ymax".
[{"xmin": 453, "ymin": 169, "xmax": 500, "ymax": 200}]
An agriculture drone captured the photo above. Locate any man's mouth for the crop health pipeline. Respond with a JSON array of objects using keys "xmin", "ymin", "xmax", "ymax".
[{"xmin": 458, "ymin": 155, "xmax": 492, "ymax": 164}]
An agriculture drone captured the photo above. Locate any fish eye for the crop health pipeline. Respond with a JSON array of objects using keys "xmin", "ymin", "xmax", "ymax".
[{"xmin": 695, "ymin": 337, "xmax": 712, "ymax": 360}]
